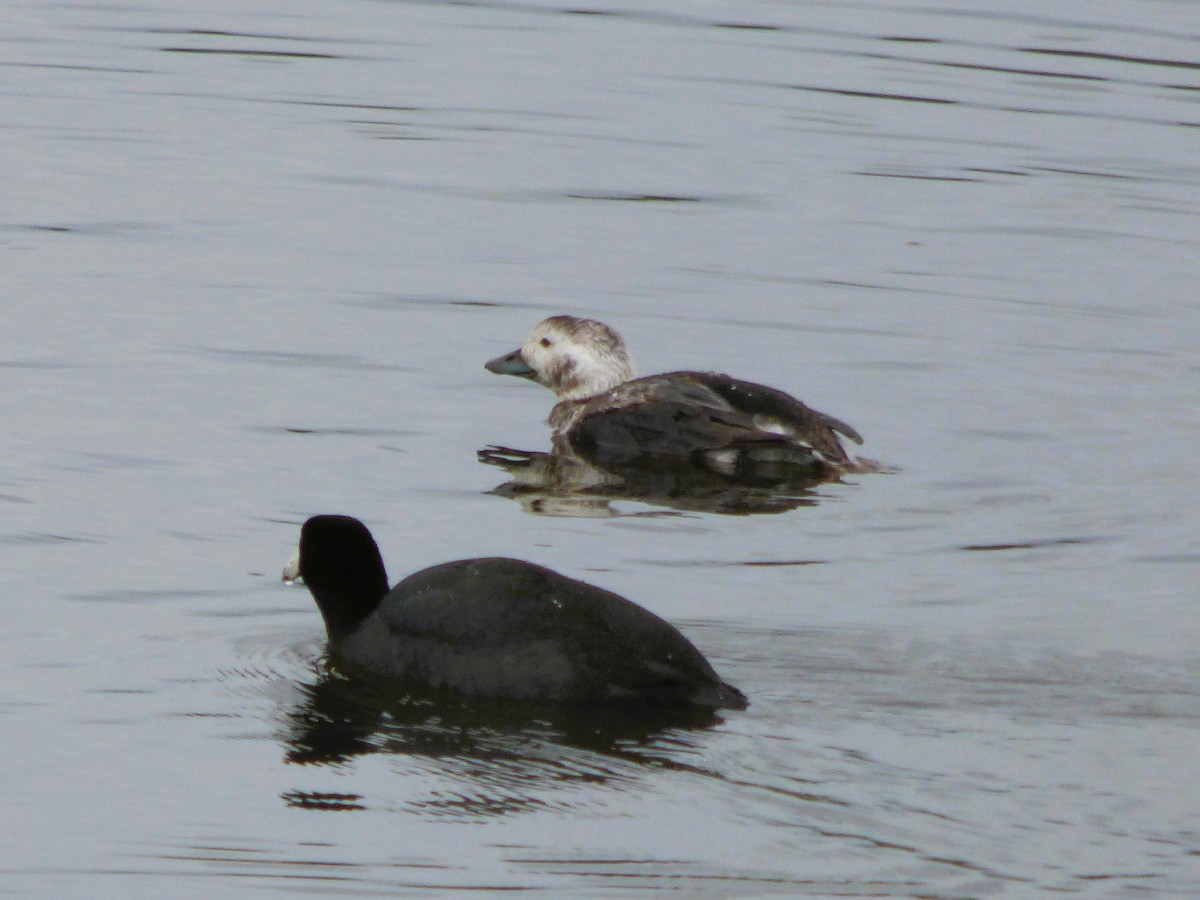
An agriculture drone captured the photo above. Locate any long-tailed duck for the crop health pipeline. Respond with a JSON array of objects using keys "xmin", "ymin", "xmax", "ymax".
[{"xmin": 485, "ymin": 315, "xmax": 865, "ymax": 475}]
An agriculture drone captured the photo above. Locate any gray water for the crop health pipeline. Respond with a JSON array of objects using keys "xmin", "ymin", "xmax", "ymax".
[{"xmin": 3, "ymin": 0, "xmax": 1199, "ymax": 896}]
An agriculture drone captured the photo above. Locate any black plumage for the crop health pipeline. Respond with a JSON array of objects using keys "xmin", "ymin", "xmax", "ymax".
[{"xmin": 286, "ymin": 515, "xmax": 747, "ymax": 709}]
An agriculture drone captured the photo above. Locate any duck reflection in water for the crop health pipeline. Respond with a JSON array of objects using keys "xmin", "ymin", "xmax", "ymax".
[
  {"xmin": 484, "ymin": 315, "xmax": 873, "ymax": 480},
  {"xmin": 478, "ymin": 443, "xmax": 826, "ymax": 517}
]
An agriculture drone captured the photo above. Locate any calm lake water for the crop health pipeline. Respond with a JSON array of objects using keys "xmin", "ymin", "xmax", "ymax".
[{"xmin": 3, "ymin": 0, "xmax": 1199, "ymax": 895}]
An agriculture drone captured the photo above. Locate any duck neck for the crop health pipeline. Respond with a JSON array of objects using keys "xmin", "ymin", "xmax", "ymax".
[{"xmin": 554, "ymin": 358, "xmax": 632, "ymax": 402}]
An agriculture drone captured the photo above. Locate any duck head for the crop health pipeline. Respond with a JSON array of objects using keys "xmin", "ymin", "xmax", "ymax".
[{"xmin": 485, "ymin": 315, "xmax": 635, "ymax": 401}]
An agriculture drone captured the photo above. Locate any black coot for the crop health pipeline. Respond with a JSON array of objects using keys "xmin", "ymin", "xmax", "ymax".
[{"xmin": 285, "ymin": 515, "xmax": 747, "ymax": 710}]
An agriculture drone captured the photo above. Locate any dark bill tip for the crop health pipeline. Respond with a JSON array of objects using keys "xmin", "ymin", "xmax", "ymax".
[{"xmin": 485, "ymin": 349, "xmax": 536, "ymax": 378}]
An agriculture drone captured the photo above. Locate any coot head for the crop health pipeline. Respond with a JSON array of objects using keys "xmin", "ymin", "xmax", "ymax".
[{"xmin": 289, "ymin": 515, "xmax": 390, "ymax": 643}]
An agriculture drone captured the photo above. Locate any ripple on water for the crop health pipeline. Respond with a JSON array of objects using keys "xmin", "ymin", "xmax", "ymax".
[
  {"xmin": 730, "ymin": 624, "xmax": 1200, "ymax": 725},
  {"xmin": 1, "ymin": 531, "xmax": 103, "ymax": 546},
  {"xmin": 249, "ymin": 424, "xmax": 421, "ymax": 438},
  {"xmin": 4, "ymin": 0, "xmax": 1198, "ymax": 894},
  {"xmin": 68, "ymin": 588, "xmax": 225, "ymax": 604},
  {"xmin": 271, "ymin": 668, "xmax": 736, "ymax": 819},
  {"xmin": 211, "ymin": 616, "xmax": 744, "ymax": 822},
  {"xmin": 192, "ymin": 346, "xmax": 415, "ymax": 373}
]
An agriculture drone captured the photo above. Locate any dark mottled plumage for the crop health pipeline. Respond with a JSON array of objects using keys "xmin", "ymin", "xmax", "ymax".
[
  {"xmin": 485, "ymin": 315, "xmax": 865, "ymax": 474},
  {"xmin": 283, "ymin": 515, "xmax": 747, "ymax": 709}
]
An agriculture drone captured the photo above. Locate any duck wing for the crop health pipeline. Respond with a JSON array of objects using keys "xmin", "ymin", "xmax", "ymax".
[
  {"xmin": 566, "ymin": 399, "xmax": 788, "ymax": 462},
  {"xmin": 557, "ymin": 374, "xmax": 839, "ymax": 471},
  {"xmin": 679, "ymin": 372, "xmax": 861, "ymax": 465}
]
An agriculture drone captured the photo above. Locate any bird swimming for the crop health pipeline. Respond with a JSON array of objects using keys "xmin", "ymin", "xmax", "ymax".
[
  {"xmin": 282, "ymin": 514, "xmax": 747, "ymax": 709},
  {"xmin": 485, "ymin": 315, "xmax": 865, "ymax": 475}
]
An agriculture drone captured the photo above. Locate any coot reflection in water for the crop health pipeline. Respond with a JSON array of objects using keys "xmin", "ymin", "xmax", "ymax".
[
  {"xmin": 279, "ymin": 666, "xmax": 729, "ymax": 817},
  {"xmin": 478, "ymin": 444, "xmax": 834, "ymax": 517}
]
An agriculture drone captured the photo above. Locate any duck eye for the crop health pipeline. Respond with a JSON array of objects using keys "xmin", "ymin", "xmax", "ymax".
[{"xmin": 539, "ymin": 337, "xmax": 552, "ymax": 348}]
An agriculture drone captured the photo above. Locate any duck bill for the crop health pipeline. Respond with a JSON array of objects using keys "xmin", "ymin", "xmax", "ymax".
[{"xmin": 485, "ymin": 349, "xmax": 537, "ymax": 378}]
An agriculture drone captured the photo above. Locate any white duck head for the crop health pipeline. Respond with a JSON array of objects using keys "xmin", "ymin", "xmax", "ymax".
[{"xmin": 485, "ymin": 315, "xmax": 636, "ymax": 402}]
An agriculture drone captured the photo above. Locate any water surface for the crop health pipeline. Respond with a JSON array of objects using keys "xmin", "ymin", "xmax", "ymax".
[{"xmin": 3, "ymin": 0, "xmax": 1199, "ymax": 896}]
